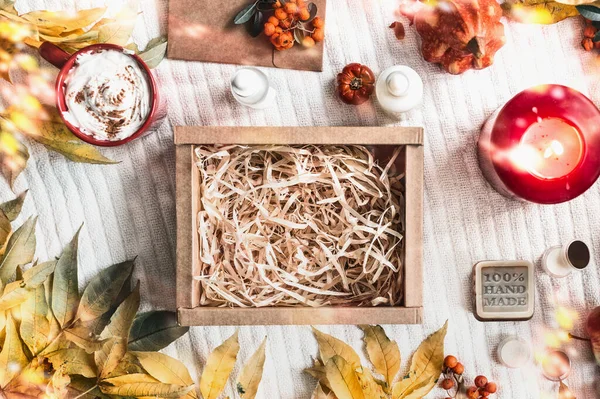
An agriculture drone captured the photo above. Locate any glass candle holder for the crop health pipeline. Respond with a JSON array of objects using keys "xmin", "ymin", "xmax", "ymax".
[{"xmin": 478, "ymin": 85, "xmax": 600, "ymax": 204}]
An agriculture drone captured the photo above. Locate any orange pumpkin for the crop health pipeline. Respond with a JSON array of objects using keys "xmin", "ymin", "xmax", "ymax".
[{"xmin": 401, "ymin": 0, "xmax": 506, "ymax": 74}]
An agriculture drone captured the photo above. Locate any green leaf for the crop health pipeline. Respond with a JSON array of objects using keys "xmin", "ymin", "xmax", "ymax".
[
  {"xmin": 76, "ymin": 260, "xmax": 134, "ymax": 323},
  {"xmin": 95, "ymin": 282, "xmax": 140, "ymax": 379},
  {"xmin": 46, "ymin": 348, "xmax": 97, "ymax": 378},
  {"xmin": 100, "ymin": 373, "xmax": 194, "ymax": 398},
  {"xmin": 23, "ymin": 260, "xmax": 56, "ymax": 288},
  {"xmin": 0, "ymin": 216, "xmax": 37, "ymax": 284},
  {"xmin": 20, "ymin": 284, "xmax": 49, "ymax": 355},
  {"xmin": 128, "ymin": 311, "xmax": 189, "ymax": 352},
  {"xmin": 306, "ymin": 2, "xmax": 318, "ymax": 22},
  {"xmin": 234, "ymin": 2, "xmax": 257, "ymax": 24},
  {"xmin": 594, "ymin": 29, "xmax": 600, "ymax": 42},
  {"xmin": 294, "ymin": 25, "xmax": 306, "ymax": 45},
  {"xmin": 138, "ymin": 36, "xmax": 168, "ymax": 69},
  {"xmin": 578, "ymin": 4, "xmax": 600, "ymax": 19},
  {"xmin": 52, "ymin": 227, "xmax": 81, "ymax": 328},
  {"xmin": 131, "ymin": 351, "xmax": 194, "ymax": 386},
  {"xmin": 0, "ymin": 314, "xmax": 28, "ymax": 387}
]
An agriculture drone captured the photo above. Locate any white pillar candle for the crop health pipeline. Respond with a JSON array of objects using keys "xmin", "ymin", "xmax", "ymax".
[{"xmin": 497, "ymin": 336, "xmax": 532, "ymax": 368}]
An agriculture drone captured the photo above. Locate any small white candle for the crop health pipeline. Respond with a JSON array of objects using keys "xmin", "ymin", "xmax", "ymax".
[
  {"xmin": 497, "ymin": 336, "xmax": 532, "ymax": 368},
  {"xmin": 541, "ymin": 350, "xmax": 571, "ymax": 381}
]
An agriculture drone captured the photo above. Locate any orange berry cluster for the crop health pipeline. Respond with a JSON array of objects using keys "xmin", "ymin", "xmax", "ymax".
[
  {"xmin": 582, "ymin": 19, "xmax": 600, "ymax": 51},
  {"xmin": 263, "ymin": 0, "xmax": 324, "ymax": 51},
  {"xmin": 440, "ymin": 356, "xmax": 497, "ymax": 399}
]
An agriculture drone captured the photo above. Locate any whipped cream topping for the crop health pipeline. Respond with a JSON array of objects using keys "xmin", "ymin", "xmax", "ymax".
[{"xmin": 63, "ymin": 49, "xmax": 151, "ymax": 141}]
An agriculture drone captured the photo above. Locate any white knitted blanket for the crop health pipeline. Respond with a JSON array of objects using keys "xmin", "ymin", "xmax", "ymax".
[{"xmin": 2, "ymin": 0, "xmax": 599, "ymax": 398}]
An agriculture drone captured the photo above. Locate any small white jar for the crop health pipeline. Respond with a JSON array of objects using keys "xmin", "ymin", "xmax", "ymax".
[
  {"xmin": 230, "ymin": 67, "xmax": 276, "ymax": 109},
  {"xmin": 375, "ymin": 65, "xmax": 423, "ymax": 118}
]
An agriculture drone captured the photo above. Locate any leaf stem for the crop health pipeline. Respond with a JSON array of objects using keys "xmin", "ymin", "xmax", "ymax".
[
  {"xmin": 72, "ymin": 384, "xmax": 98, "ymax": 399},
  {"xmin": 568, "ymin": 333, "xmax": 590, "ymax": 342}
]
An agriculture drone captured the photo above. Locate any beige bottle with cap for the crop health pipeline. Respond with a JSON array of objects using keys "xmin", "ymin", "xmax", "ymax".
[
  {"xmin": 231, "ymin": 67, "xmax": 276, "ymax": 109},
  {"xmin": 375, "ymin": 65, "xmax": 423, "ymax": 118}
]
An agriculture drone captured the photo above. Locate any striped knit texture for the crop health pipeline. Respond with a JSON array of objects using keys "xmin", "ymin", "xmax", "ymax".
[{"xmin": 1, "ymin": 0, "xmax": 599, "ymax": 398}]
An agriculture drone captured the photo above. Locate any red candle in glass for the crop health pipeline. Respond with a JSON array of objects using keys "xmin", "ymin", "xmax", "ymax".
[{"xmin": 478, "ymin": 85, "xmax": 600, "ymax": 204}]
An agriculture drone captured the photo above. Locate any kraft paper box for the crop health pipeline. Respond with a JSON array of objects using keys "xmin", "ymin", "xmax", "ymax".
[
  {"xmin": 174, "ymin": 126, "xmax": 424, "ymax": 326},
  {"xmin": 168, "ymin": 0, "xmax": 326, "ymax": 71}
]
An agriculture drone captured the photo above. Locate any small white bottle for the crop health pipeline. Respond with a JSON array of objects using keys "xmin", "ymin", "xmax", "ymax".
[
  {"xmin": 376, "ymin": 65, "xmax": 423, "ymax": 118},
  {"xmin": 230, "ymin": 67, "xmax": 276, "ymax": 109}
]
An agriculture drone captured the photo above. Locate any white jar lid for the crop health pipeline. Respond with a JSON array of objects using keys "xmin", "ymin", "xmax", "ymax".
[
  {"xmin": 376, "ymin": 65, "xmax": 423, "ymax": 113},
  {"xmin": 232, "ymin": 68, "xmax": 262, "ymax": 97}
]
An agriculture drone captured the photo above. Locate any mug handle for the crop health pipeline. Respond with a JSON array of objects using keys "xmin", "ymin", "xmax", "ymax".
[{"xmin": 39, "ymin": 42, "xmax": 71, "ymax": 69}]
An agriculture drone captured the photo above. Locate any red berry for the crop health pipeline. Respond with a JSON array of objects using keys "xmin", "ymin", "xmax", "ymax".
[
  {"xmin": 453, "ymin": 362, "xmax": 464, "ymax": 374},
  {"xmin": 441, "ymin": 378, "xmax": 454, "ymax": 389},
  {"xmin": 485, "ymin": 382, "xmax": 498, "ymax": 393},
  {"xmin": 480, "ymin": 389, "xmax": 491, "ymax": 397},
  {"xmin": 444, "ymin": 355, "xmax": 458, "ymax": 369},
  {"xmin": 475, "ymin": 375, "xmax": 488, "ymax": 388},
  {"xmin": 466, "ymin": 386, "xmax": 479, "ymax": 399}
]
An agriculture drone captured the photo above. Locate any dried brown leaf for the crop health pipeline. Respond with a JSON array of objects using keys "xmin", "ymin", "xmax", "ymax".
[
  {"xmin": 0, "ymin": 210, "xmax": 10, "ymax": 252},
  {"xmin": 389, "ymin": 22, "xmax": 405, "ymax": 40},
  {"xmin": 237, "ymin": 338, "xmax": 267, "ymax": 399},
  {"xmin": 200, "ymin": 330, "xmax": 240, "ymax": 399},
  {"xmin": 312, "ymin": 383, "xmax": 337, "ymax": 399}
]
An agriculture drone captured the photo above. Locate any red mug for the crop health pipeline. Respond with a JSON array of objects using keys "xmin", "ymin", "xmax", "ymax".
[{"xmin": 39, "ymin": 42, "xmax": 164, "ymax": 147}]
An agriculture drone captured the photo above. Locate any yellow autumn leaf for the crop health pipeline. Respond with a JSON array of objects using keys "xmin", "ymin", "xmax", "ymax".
[
  {"xmin": 100, "ymin": 373, "xmax": 194, "ymax": 398},
  {"xmin": 20, "ymin": 284, "xmax": 49, "ymax": 355},
  {"xmin": 237, "ymin": 337, "xmax": 267, "ymax": 399},
  {"xmin": 312, "ymin": 327, "xmax": 362, "ymax": 370},
  {"xmin": 501, "ymin": 1, "xmax": 579, "ymax": 24},
  {"xmin": 399, "ymin": 376, "xmax": 436, "ymax": 399},
  {"xmin": 200, "ymin": 330, "xmax": 240, "ymax": 399},
  {"xmin": 356, "ymin": 368, "xmax": 386, "ymax": 399},
  {"xmin": 12, "ymin": 106, "xmax": 117, "ymax": 165},
  {"xmin": 96, "ymin": 283, "xmax": 140, "ymax": 379},
  {"xmin": 325, "ymin": 356, "xmax": 365, "ymax": 399},
  {"xmin": 132, "ymin": 351, "xmax": 195, "ymax": 387},
  {"xmin": 46, "ymin": 348, "xmax": 97, "ymax": 378},
  {"xmin": 559, "ymin": 381, "xmax": 576, "ymax": 398},
  {"xmin": 0, "ymin": 313, "xmax": 28, "ymax": 387},
  {"xmin": 19, "ymin": 7, "xmax": 107, "ymax": 32},
  {"xmin": 39, "ymin": 30, "xmax": 99, "ymax": 44},
  {"xmin": 555, "ymin": 0, "xmax": 597, "ymax": 4},
  {"xmin": 0, "ymin": 281, "xmax": 30, "ymax": 312},
  {"xmin": 392, "ymin": 322, "xmax": 448, "ymax": 399},
  {"xmin": 360, "ymin": 325, "xmax": 400, "ymax": 392},
  {"xmin": 92, "ymin": 5, "xmax": 137, "ymax": 46},
  {"xmin": 0, "ymin": 210, "xmax": 10, "ymax": 250},
  {"xmin": 305, "ymin": 359, "xmax": 331, "ymax": 391}
]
